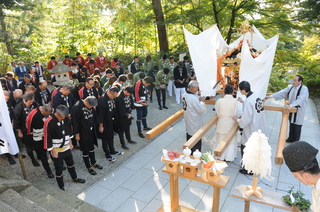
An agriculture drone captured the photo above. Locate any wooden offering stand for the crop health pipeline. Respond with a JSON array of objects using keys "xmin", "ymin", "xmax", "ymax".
[
  {"xmin": 161, "ymin": 156, "xmax": 229, "ymax": 212},
  {"xmin": 245, "ymin": 174, "xmax": 263, "ymax": 199}
]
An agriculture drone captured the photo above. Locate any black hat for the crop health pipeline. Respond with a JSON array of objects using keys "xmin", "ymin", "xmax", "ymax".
[{"xmin": 283, "ymin": 141, "xmax": 318, "ymax": 172}]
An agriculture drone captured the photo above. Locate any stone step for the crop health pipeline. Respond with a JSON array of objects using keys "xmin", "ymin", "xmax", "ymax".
[
  {"xmin": 20, "ymin": 185, "xmax": 77, "ymax": 212},
  {"xmin": 32, "ymin": 180, "xmax": 105, "ymax": 212},
  {"xmin": 0, "ymin": 179, "xmax": 31, "ymax": 193},
  {"xmin": 0, "ymin": 167, "xmax": 22, "ymax": 180},
  {"xmin": 0, "ymin": 199, "xmax": 19, "ymax": 212},
  {"xmin": 0, "ymin": 189, "xmax": 47, "ymax": 212}
]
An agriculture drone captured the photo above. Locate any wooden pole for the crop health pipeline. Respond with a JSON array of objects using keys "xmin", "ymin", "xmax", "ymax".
[
  {"xmin": 18, "ymin": 153, "xmax": 27, "ymax": 180},
  {"xmin": 275, "ymin": 111, "xmax": 290, "ymax": 165},
  {"xmin": 214, "ymin": 122, "xmax": 238, "ymax": 157},
  {"xmin": 169, "ymin": 174, "xmax": 179, "ymax": 212},
  {"xmin": 145, "ymin": 109, "xmax": 184, "ymax": 140},
  {"xmin": 183, "ymin": 114, "xmax": 218, "ymax": 150}
]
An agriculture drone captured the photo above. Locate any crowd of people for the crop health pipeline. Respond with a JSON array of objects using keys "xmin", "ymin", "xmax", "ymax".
[
  {"xmin": 1, "ymin": 52, "xmax": 196, "ymax": 190},
  {"xmin": 3, "ymin": 53, "xmax": 317, "ymax": 209}
]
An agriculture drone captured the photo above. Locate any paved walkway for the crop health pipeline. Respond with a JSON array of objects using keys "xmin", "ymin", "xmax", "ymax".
[{"xmin": 78, "ymin": 98, "xmax": 319, "ymax": 212}]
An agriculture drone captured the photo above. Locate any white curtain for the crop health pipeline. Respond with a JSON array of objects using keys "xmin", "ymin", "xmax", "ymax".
[
  {"xmin": 0, "ymin": 86, "xmax": 19, "ymax": 155},
  {"xmin": 183, "ymin": 25, "xmax": 278, "ymax": 105},
  {"xmin": 236, "ymin": 34, "xmax": 278, "ymax": 115},
  {"xmin": 184, "ymin": 26, "xmax": 219, "ymax": 96}
]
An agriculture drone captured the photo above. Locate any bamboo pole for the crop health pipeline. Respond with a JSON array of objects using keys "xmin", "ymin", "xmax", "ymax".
[
  {"xmin": 145, "ymin": 109, "xmax": 184, "ymax": 140},
  {"xmin": 214, "ymin": 122, "xmax": 238, "ymax": 157}
]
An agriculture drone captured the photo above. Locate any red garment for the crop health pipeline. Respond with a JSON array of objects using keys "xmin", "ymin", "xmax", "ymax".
[
  {"xmin": 47, "ymin": 60, "xmax": 58, "ymax": 70},
  {"xmin": 110, "ymin": 60, "xmax": 116, "ymax": 68},
  {"xmin": 51, "ymin": 89, "xmax": 58, "ymax": 106},
  {"xmin": 84, "ymin": 56, "xmax": 92, "ymax": 64},
  {"xmin": 76, "ymin": 56, "xmax": 85, "ymax": 66},
  {"xmin": 79, "ymin": 87, "xmax": 85, "ymax": 99},
  {"xmin": 26, "ymin": 109, "xmax": 37, "ymax": 135},
  {"xmin": 85, "ymin": 61, "xmax": 98, "ymax": 74},
  {"xmin": 63, "ymin": 58, "xmax": 73, "ymax": 67},
  {"xmin": 95, "ymin": 56, "xmax": 108, "ymax": 72}
]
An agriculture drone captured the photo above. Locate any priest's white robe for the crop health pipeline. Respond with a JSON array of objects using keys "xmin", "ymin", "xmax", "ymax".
[{"xmin": 213, "ymin": 95, "xmax": 238, "ymax": 161}]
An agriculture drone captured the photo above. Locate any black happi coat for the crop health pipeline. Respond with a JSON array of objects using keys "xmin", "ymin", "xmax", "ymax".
[
  {"xmin": 35, "ymin": 87, "xmax": 51, "ymax": 106},
  {"xmin": 14, "ymin": 101, "xmax": 38, "ymax": 134},
  {"xmin": 96, "ymin": 93, "xmax": 116, "ymax": 139},
  {"xmin": 71, "ymin": 100, "xmax": 98, "ymax": 146},
  {"xmin": 79, "ymin": 86, "xmax": 99, "ymax": 99},
  {"xmin": 43, "ymin": 115, "xmax": 73, "ymax": 150},
  {"xmin": 115, "ymin": 90, "xmax": 135, "ymax": 130}
]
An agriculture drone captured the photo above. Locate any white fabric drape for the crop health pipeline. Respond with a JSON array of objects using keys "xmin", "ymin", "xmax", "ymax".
[
  {"xmin": 236, "ymin": 34, "xmax": 279, "ymax": 115},
  {"xmin": 184, "ymin": 25, "xmax": 278, "ymax": 115},
  {"xmin": 0, "ymin": 86, "xmax": 19, "ymax": 155},
  {"xmin": 183, "ymin": 26, "xmax": 218, "ymax": 96}
]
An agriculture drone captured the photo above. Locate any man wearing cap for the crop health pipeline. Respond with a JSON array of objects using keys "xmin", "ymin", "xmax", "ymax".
[
  {"xmin": 283, "ymin": 141, "xmax": 320, "ymax": 211},
  {"xmin": 264, "ymin": 75, "xmax": 309, "ymax": 143}
]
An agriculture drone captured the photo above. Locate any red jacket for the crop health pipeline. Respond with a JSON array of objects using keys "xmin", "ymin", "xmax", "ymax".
[
  {"xmin": 85, "ymin": 61, "xmax": 98, "ymax": 74},
  {"xmin": 95, "ymin": 56, "xmax": 108, "ymax": 72},
  {"xmin": 76, "ymin": 56, "xmax": 85, "ymax": 66},
  {"xmin": 63, "ymin": 58, "xmax": 73, "ymax": 67},
  {"xmin": 47, "ymin": 60, "xmax": 58, "ymax": 70}
]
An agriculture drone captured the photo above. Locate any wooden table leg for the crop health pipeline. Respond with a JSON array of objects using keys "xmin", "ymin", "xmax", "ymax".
[
  {"xmin": 244, "ymin": 200, "xmax": 250, "ymax": 212},
  {"xmin": 170, "ymin": 174, "xmax": 179, "ymax": 212},
  {"xmin": 212, "ymin": 186, "xmax": 220, "ymax": 212}
]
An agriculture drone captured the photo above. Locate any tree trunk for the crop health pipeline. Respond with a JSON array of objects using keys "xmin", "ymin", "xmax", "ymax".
[
  {"xmin": 212, "ymin": 1, "xmax": 220, "ymax": 30},
  {"xmin": 152, "ymin": 0, "xmax": 169, "ymax": 53},
  {"xmin": 226, "ymin": 8, "xmax": 237, "ymax": 44},
  {"xmin": 0, "ymin": 7, "xmax": 13, "ymax": 56}
]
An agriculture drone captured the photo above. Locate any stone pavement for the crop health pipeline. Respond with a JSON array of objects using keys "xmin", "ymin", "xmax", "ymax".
[{"xmin": 77, "ymin": 98, "xmax": 319, "ymax": 212}]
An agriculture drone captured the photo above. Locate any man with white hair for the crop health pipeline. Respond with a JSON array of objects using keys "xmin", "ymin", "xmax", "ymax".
[
  {"xmin": 44, "ymin": 105, "xmax": 85, "ymax": 190},
  {"xmin": 182, "ymin": 80, "xmax": 206, "ymax": 153}
]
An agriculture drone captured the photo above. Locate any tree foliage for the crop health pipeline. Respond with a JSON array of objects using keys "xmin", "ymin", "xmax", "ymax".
[{"xmin": 0, "ymin": 0, "xmax": 319, "ymax": 96}]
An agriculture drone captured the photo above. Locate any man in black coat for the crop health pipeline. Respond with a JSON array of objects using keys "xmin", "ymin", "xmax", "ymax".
[
  {"xmin": 18, "ymin": 74, "xmax": 37, "ymax": 94},
  {"xmin": 97, "ymin": 86, "xmax": 123, "ymax": 162},
  {"xmin": 43, "ymin": 105, "xmax": 85, "ymax": 190},
  {"xmin": 6, "ymin": 72, "xmax": 18, "ymax": 92},
  {"xmin": 26, "ymin": 104, "xmax": 54, "ymax": 178},
  {"xmin": 79, "ymin": 77, "xmax": 99, "ymax": 99},
  {"xmin": 71, "ymin": 96, "xmax": 103, "ymax": 175},
  {"xmin": 53, "ymin": 84, "xmax": 74, "ymax": 112},
  {"xmin": 34, "ymin": 80, "xmax": 51, "ymax": 106},
  {"xmin": 115, "ymin": 85, "xmax": 136, "ymax": 150},
  {"xmin": 174, "ymin": 62, "xmax": 188, "ymax": 104},
  {"xmin": 14, "ymin": 93, "xmax": 39, "ymax": 166}
]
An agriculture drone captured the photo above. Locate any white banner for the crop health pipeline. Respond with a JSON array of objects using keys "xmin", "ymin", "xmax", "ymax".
[
  {"xmin": 0, "ymin": 86, "xmax": 19, "ymax": 155},
  {"xmin": 184, "ymin": 26, "xmax": 218, "ymax": 96}
]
